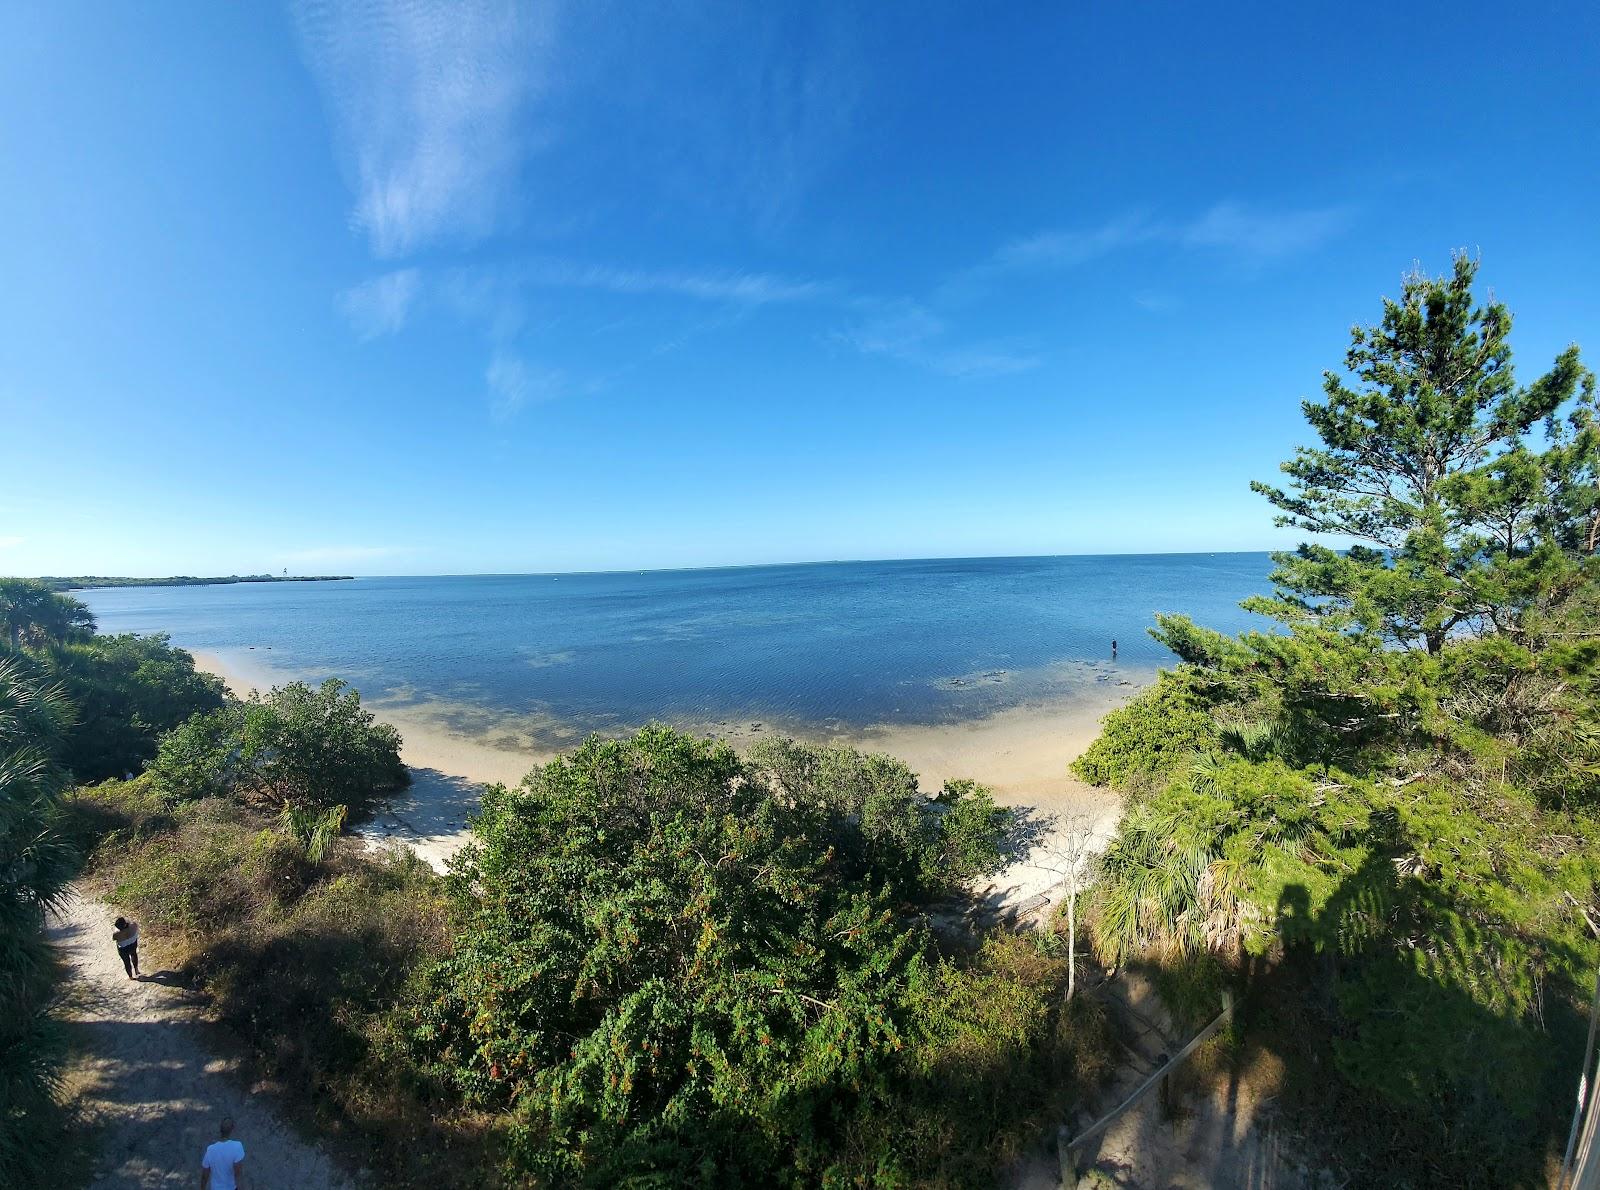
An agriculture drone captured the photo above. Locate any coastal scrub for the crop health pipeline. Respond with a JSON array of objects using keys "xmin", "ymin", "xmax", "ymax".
[{"xmin": 1076, "ymin": 257, "xmax": 1600, "ymax": 1186}]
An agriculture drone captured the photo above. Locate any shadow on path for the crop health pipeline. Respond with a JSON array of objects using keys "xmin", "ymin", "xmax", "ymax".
[{"xmin": 48, "ymin": 891, "xmax": 352, "ymax": 1190}]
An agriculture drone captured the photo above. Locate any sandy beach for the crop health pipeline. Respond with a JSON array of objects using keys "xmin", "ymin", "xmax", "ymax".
[{"xmin": 190, "ymin": 648, "xmax": 1139, "ymax": 905}]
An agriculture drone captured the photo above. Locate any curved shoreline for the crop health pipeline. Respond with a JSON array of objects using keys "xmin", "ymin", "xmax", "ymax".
[{"xmin": 190, "ymin": 647, "xmax": 1138, "ymax": 901}]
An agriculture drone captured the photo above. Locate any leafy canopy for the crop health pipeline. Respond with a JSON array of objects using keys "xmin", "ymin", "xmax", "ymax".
[
  {"xmin": 407, "ymin": 726, "xmax": 1021, "ymax": 1185},
  {"xmin": 37, "ymin": 633, "xmax": 226, "ymax": 782},
  {"xmin": 1079, "ymin": 258, "xmax": 1599, "ymax": 1186},
  {"xmin": 1241, "ymin": 253, "xmax": 1595, "ymax": 657},
  {"xmin": 0, "ymin": 579, "xmax": 94, "ymax": 651},
  {"xmin": 150, "ymin": 677, "xmax": 407, "ymax": 810}
]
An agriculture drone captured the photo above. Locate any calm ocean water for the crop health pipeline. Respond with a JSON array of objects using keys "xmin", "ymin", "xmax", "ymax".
[{"xmin": 76, "ymin": 554, "xmax": 1273, "ymax": 739}]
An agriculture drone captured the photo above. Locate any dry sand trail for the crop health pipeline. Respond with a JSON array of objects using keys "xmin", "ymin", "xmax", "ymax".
[{"xmin": 49, "ymin": 891, "xmax": 352, "ymax": 1190}]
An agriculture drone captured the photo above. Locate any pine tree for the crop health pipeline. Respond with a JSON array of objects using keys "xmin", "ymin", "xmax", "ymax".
[{"xmin": 1246, "ymin": 253, "xmax": 1593, "ymax": 656}]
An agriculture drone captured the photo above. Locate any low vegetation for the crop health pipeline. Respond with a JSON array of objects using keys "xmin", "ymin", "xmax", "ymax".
[
  {"xmin": 64, "ymin": 776, "xmax": 472, "ymax": 1184},
  {"xmin": 0, "ymin": 656, "xmax": 77, "ymax": 1186},
  {"xmin": 65, "ymin": 731, "xmax": 1109, "ymax": 1188}
]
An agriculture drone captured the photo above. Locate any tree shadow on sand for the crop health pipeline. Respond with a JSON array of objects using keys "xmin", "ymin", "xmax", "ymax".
[
  {"xmin": 997, "ymin": 803, "xmax": 1057, "ymax": 864},
  {"xmin": 931, "ymin": 806, "xmax": 1065, "ymax": 934},
  {"xmin": 356, "ymin": 767, "xmax": 487, "ymax": 843}
]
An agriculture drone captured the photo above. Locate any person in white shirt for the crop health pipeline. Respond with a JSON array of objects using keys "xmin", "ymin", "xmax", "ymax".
[{"xmin": 200, "ymin": 1116, "xmax": 245, "ymax": 1190}]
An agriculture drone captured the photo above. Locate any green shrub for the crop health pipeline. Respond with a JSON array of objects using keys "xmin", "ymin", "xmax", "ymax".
[
  {"xmin": 59, "ymin": 773, "xmax": 170, "ymax": 852},
  {"xmin": 747, "ymin": 737, "xmax": 1014, "ymax": 898},
  {"xmin": 409, "ymin": 727, "xmax": 931, "ymax": 1183},
  {"xmin": 1071, "ymin": 671, "xmax": 1218, "ymax": 790},
  {"xmin": 94, "ymin": 799, "xmax": 311, "ymax": 933},
  {"xmin": 142, "ymin": 705, "xmax": 244, "ymax": 802},
  {"xmin": 44, "ymin": 633, "xmax": 226, "ymax": 782},
  {"xmin": 1088, "ymin": 751, "xmax": 1599, "ymax": 1183},
  {"xmin": 150, "ymin": 678, "xmax": 407, "ymax": 810},
  {"xmin": 929, "ymin": 778, "xmax": 1014, "ymax": 887},
  {"xmin": 405, "ymin": 727, "xmax": 1089, "ymax": 1186},
  {"xmin": 841, "ymin": 932, "xmax": 1115, "ymax": 1187}
]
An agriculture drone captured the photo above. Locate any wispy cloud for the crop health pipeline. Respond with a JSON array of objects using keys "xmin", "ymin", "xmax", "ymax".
[
  {"xmin": 991, "ymin": 212, "xmax": 1162, "ymax": 271},
  {"xmin": 526, "ymin": 261, "xmax": 834, "ymax": 305},
  {"xmin": 0, "ymin": 535, "xmax": 23, "ymax": 549},
  {"xmin": 930, "ymin": 348, "xmax": 1042, "ymax": 380},
  {"xmin": 838, "ymin": 301, "xmax": 1040, "ymax": 379},
  {"xmin": 838, "ymin": 303, "xmax": 946, "ymax": 357},
  {"xmin": 488, "ymin": 350, "xmax": 565, "ymax": 421},
  {"xmin": 1176, "ymin": 201, "xmax": 1353, "ymax": 261},
  {"xmin": 1133, "ymin": 290, "xmax": 1180, "ymax": 313},
  {"xmin": 292, "ymin": 0, "xmax": 559, "ymax": 257},
  {"xmin": 986, "ymin": 201, "xmax": 1353, "ymax": 277},
  {"xmin": 338, "ymin": 268, "xmax": 422, "ymax": 339}
]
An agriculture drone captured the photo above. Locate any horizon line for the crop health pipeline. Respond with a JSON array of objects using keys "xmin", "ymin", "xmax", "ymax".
[{"xmin": 27, "ymin": 546, "xmax": 1291, "ymax": 586}]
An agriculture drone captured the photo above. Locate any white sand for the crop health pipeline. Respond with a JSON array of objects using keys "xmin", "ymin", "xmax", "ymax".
[{"xmin": 189, "ymin": 648, "xmax": 1141, "ymax": 903}]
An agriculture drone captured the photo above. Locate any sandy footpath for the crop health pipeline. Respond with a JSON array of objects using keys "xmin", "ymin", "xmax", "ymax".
[
  {"xmin": 191, "ymin": 648, "xmax": 1141, "ymax": 904},
  {"xmin": 48, "ymin": 890, "xmax": 352, "ymax": 1189}
]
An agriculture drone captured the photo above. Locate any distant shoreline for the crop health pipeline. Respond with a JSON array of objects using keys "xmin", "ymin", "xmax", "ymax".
[
  {"xmin": 43, "ymin": 575, "xmax": 354, "ymax": 592},
  {"xmin": 43, "ymin": 549, "xmax": 1279, "ymax": 589}
]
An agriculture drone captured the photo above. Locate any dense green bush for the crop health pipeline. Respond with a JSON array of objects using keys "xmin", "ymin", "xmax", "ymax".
[
  {"xmin": 410, "ymin": 727, "xmax": 933, "ymax": 1183},
  {"xmin": 405, "ymin": 727, "xmax": 1090, "ymax": 1186},
  {"xmin": 930, "ymin": 777, "xmax": 1017, "ymax": 888},
  {"xmin": 144, "ymin": 704, "xmax": 245, "ymax": 802},
  {"xmin": 150, "ymin": 678, "xmax": 407, "ymax": 810},
  {"xmin": 839, "ymin": 932, "xmax": 1115, "ymax": 1186},
  {"xmin": 747, "ymin": 737, "xmax": 1014, "ymax": 898},
  {"xmin": 45, "ymin": 633, "xmax": 226, "ymax": 781},
  {"xmin": 1070, "ymin": 671, "xmax": 1218, "ymax": 790}
]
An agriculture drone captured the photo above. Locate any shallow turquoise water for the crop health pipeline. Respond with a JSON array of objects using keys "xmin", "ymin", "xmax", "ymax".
[{"xmin": 76, "ymin": 554, "xmax": 1273, "ymax": 739}]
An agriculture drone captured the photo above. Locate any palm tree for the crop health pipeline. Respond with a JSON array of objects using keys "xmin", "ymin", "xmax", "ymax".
[
  {"xmin": 0, "ymin": 655, "xmax": 77, "ymax": 1182},
  {"xmin": 0, "ymin": 579, "xmax": 95, "ymax": 652}
]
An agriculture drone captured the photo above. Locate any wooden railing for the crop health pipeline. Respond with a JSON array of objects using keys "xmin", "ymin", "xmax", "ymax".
[{"xmin": 1058, "ymin": 990, "xmax": 1235, "ymax": 1183}]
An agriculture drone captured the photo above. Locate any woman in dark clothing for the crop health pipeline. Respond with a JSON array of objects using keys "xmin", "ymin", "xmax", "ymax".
[{"xmin": 112, "ymin": 916, "xmax": 141, "ymax": 979}]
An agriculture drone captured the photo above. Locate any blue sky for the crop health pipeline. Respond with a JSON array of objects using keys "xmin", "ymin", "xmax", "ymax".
[{"xmin": 2, "ymin": 2, "xmax": 1596, "ymax": 576}]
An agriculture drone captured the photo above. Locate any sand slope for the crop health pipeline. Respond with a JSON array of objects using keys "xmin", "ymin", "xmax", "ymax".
[{"xmin": 49, "ymin": 891, "xmax": 351, "ymax": 1190}]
